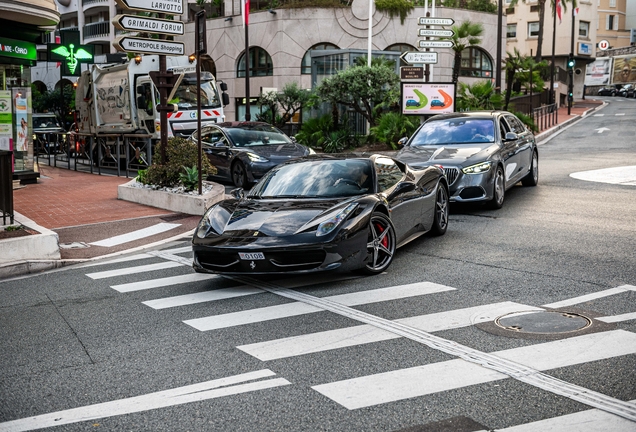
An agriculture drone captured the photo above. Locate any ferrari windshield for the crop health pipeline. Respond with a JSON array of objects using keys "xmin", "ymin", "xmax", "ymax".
[
  {"xmin": 249, "ymin": 159, "xmax": 374, "ymax": 198},
  {"xmin": 410, "ymin": 118, "xmax": 495, "ymax": 146}
]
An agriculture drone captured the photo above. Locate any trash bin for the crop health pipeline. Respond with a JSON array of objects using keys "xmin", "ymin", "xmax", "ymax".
[{"xmin": 0, "ymin": 150, "xmax": 14, "ymax": 225}]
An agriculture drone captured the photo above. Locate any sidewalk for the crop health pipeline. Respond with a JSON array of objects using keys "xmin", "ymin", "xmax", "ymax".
[{"xmin": 0, "ymin": 99, "xmax": 605, "ymax": 280}]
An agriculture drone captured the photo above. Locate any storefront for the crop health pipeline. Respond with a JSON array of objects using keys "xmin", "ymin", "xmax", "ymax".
[
  {"xmin": 0, "ymin": 37, "xmax": 38, "ymax": 182},
  {"xmin": 0, "ymin": 0, "xmax": 60, "ymax": 183}
]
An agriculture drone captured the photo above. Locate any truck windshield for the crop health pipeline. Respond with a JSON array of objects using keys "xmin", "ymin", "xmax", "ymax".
[{"xmin": 170, "ymin": 79, "xmax": 221, "ymax": 109}]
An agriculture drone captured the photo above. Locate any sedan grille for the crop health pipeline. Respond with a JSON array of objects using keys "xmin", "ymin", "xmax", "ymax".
[{"xmin": 443, "ymin": 167, "xmax": 460, "ymax": 185}]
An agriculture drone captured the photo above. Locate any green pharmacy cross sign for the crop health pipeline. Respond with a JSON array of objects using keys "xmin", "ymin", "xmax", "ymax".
[{"xmin": 48, "ymin": 43, "xmax": 94, "ymax": 76}]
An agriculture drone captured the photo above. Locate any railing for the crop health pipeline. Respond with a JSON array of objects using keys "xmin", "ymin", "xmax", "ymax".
[
  {"xmin": 0, "ymin": 150, "xmax": 13, "ymax": 225},
  {"xmin": 83, "ymin": 22, "xmax": 110, "ymax": 39},
  {"xmin": 508, "ymin": 90, "xmax": 550, "ymax": 115},
  {"xmin": 532, "ymin": 103, "xmax": 558, "ymax": 132},
  {"xmin": 34, "ymin": 131, "xmax": 153, "ymax": 178}
]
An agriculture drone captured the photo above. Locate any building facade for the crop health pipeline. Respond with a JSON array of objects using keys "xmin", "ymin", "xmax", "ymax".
[{"xmin": 0, "ymin": 0, "xmax": 60, "ymax": 182}]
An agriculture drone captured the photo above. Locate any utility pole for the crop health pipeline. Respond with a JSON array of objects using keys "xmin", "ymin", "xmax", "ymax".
[{"xmin": 568, "ymin": 6, "xmax": 575, "ymax": 115}]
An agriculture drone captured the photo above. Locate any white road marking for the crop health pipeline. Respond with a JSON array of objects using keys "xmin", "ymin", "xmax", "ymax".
[
  {"xmin": 597, "ymin": 312, "xmax": 636, "ymax": 323},
  {"xmin": 86, "ymin": 262, "xmax": 183, "ymax": 280},
  {"xmin": 543, "ymin": 285, "xmax": 636, "ymax": 309},
  {"xmin": 312, "ymin": 330, "xmax": 636, "ymax": 410},
  {"xmin": 238, "ymin": 302, "xmax": 543, "ymax": 361},
  {"xmin": 593, "ymin": 114, "xmax": 604, "ymax": 116},
  {"xmin": 89, "ymin": 223, "xmax": 181, "ymax": 247},
  {"xmin": 0, "ymin": 370, "xmax": 290, "ymax": 432},
  {"xmin": 112, "ymin": 273, "xmax": 218, "ymax": 293},
  {"xmin": 616, "ymin": 113, "xmax": 626, "ymax": 116},
  {"xmin": 79, "ymin": 247, "xmax": 192, "ymax": 268},
  {"xmin": 143, "ymin": 286, "xmax": 264, "ymax": 308},
  {"xmin": 570, "ymin": 166, "xmax": 636, "ymax": 186},
  {"xmin": 183, "ymin": 282, "xmax": 456, "ymax": 331},
  {"xmin": 494, "ymin": 399, "xmax": 636, "ymax": 431}
]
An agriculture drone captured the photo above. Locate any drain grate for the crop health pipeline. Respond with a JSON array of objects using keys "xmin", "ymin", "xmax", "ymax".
[
  {"xmin": 59, "ymin": 242, "xmax": 90, "ymax": 249},
  {"xmin": 495, "ymin": 310, "xmax": 591, "ymax": 334}
]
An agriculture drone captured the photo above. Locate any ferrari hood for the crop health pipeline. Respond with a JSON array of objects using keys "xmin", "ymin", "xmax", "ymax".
[
  {"xmin": 397, "ymin": 144, "xmax": 495, "ymax": 167},
  {"xmin": 220, "ymin": 199, "xmax": 345, "ymax": 236}
]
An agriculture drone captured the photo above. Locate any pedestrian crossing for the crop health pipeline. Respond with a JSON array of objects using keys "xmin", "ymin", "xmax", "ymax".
[{"xmin": 26, "ymin": 248, "xmax": 634, "ymax": 430}]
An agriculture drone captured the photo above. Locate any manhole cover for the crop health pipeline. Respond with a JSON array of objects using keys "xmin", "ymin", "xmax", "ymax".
[{"xmin": 495, "ymin": 311, "xmax": 591, "ymax": 334}]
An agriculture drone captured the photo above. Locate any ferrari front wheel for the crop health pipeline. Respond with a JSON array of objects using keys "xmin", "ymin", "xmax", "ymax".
[{"xmin": 361, "ymin": 212, "xmax": 396, "ymax": 275}]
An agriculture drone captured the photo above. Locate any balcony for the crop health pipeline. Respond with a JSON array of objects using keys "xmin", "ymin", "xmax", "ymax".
[{"xmin": 83, "ymin": 22, "xmax": 110, "ymax": 40}]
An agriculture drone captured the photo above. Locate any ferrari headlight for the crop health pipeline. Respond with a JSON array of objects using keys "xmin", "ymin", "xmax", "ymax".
[
  {"xmin": 195, "ymin": 205, "xmax": 229, "ymax": 238},
  {"xmin": 316, "ymin": 203, "xmax": 358, "ymax": 237},
  {"xmin": 462, "ymin": 161, "xmax": 492, "ymax": 175},
  {"xmin": 247, "ymin": 152, "xmax": 268, "ymax": 162}
]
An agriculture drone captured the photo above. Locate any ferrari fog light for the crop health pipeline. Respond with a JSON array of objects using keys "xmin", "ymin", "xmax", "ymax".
[
  {"xmin": 317, "ymin": 203, "xmax": 357, "ymax": 237},
  {"xmin": 462, "ymin": 161, "xmax": 492, "ymax": 175}
]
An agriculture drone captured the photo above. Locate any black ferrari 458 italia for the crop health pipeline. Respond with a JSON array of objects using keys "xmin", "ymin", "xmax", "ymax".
[{"xmin": 192, "ymin": 154, "xmax": 449, "ymax": 276}]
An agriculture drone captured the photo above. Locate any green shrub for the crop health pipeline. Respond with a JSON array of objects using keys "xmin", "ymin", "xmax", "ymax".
[
  {"xmin": 513, "ymin": 111, "xmax": 538, "ymax": 133},
  {"xmin": 295, "ymin": 114, "xmax": 333, "ymax": 149},
  {"xmin": 144, "ymin": 137, "xmax": 217, "ymax": 187},
  {"xmin": 370, "ymin": 112, "xmax": 420, "ymax": 149},
  {"xmin": 179, "ymin": 166, "xmax": 199, "ymax": 191}
]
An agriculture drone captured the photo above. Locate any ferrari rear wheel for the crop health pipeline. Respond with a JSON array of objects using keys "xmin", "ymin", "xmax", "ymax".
[{"xmin": 361, "ymin": 212, "xmax": 396, "ymax": 275}]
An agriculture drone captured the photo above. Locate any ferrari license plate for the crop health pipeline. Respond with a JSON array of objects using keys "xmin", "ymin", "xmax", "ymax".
[{"xmin": 239, "ymin": 252, "xmax": 265, "ymax": 260}]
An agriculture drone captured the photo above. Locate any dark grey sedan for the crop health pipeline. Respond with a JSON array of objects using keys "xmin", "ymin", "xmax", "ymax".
[
  {"xmin": 190, "ymin": 121, "xmax": 314, "ymax": 188},
  {"xmin": 396, "ymin": 111, "xmax": 538, "ymax": 209}
]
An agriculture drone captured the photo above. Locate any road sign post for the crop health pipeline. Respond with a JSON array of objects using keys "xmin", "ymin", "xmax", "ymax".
[
  {"xmin": 195, "ymin": 10, "xmax": 206, "ymax": 195},
  {"xmin": 400, "ymin": 52, "xmax": 438, "ymax": 65}
]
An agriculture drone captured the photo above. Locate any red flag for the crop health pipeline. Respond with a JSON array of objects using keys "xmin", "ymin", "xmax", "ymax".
[
  {"xmin": 55, "ymin": 35, "xmax": 61, "ymax": 68},
  {"xmin": 574, "ymin": 7, "xmax": 579, "ymax": 16},
  {"xmin": 242, "ymin": 0, "xmax": 250, "ymax": 26},
  {"xmin": 556, "ymin": 0, "xmax": 562, "ymax": 24}
]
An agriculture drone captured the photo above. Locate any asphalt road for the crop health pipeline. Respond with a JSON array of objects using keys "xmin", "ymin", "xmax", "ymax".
[{"xmin": 1, "ymin": 98, "xmax": 635, "ymax": 431}]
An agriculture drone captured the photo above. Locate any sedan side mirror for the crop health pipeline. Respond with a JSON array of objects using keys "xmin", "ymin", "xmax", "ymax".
[
  {"xmin": 397, "ymin": 137, "xmax": 408, "ymax": 148},
  {"xmin": 231, "ymin": 188, "xmax": 245, "ymax": 200},
  {"xmin": 504, "ymin": 132, "xmax": 518, "ymax": 141}
]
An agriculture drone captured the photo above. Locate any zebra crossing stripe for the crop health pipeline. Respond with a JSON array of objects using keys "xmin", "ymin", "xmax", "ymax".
[
  {"xmin": 142, "ymin": 273, "xmax": 360, "ymax": 310},
  {"xmin": 183, "ymin": 282, "xmax": 456, "ymax": 331},
  {"xmin": 89, "ymin": 223, "xmax": 181, "ymax": 247},
  {"xmin": 0, "ymin": 370, "xmax": 290, "ymax": 432},
  {"xmin": 233, "ymin": 278, "xmax": 636, "ymax": 421},
  {"xmin": 597, "ymin": 312, "xmax": 636, "ymax": 323},
  {"xmin": 312, "ymin": 330, "xmax": 636, "ymax": 411},
  {"xmin": 543, "ymin": 285, "xmax": 636, "ymax": 309},
  {"xmin": 86, "ymin": 262, "xmax": 184, "ymax": 280},
  {"xmin": 112, "ymin": 273, "xmax": 218, "ymax": 293},
  {"xmin": 237, "ymin": 302, "xmax": 543, "ymax": 361},
  {"xmin": 494, "ymin": 399, "xmax": 636, "ymax": 431},
  {"xmin": 143, "ymin": 286, "xmax": 264, "ymax": 308}
]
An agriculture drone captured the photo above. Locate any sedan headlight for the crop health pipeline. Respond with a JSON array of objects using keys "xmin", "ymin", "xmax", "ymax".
[
  {"xmin": 462, "ymin": 161, "xmax": 492, "ymax": 175},
  {"xmin": 247, "ymin": 152, "xmax": 269, "ymax": 163},
  {"xmin": 316, "ymin": 203, "xmax": 358, "ymax": 237},
  {"xmin": 308, "ymin": 147, "xmax": 316, "ymax": 155}
]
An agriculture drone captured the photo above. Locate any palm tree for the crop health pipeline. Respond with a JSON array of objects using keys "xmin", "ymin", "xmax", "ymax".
[
  {"xmin": 533, "ymin": 0, "xmax": 577, "ymax": 62},
  {"xmin": 448, "ymin": 21, "xmax": 484, "ymax": 83},
  {"xmin": 503, "ymin": 48, "xmax": 525, "ymax": 110}
]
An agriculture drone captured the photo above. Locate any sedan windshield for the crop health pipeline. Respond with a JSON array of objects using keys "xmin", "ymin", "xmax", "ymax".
[
  {"xmin": 227, "ymin": 126, "xmax": 293, "ymax": 147},
  {"xmin": 410, "ymin": 118, "xmax": 495, "ymax": 146},
  {"xmin": 249, "ymin": 159, "xmax": 373, "ymax": 198}
]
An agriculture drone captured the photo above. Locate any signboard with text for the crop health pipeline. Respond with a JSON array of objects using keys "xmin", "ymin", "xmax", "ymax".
[
  {"xmin": 401, "ymin": 82, "xmax": 456, "ymax": 115},
  {"xmin": 401, "ymin": 51, "xmax": 438, "ymax": 65},
  {"xmin": 114, "ymin": 0, "xmax": 183, "ymax": 14},
  {"xmin": 113, "ymin": 15, "xmax": 184, "ymax": 35},
  {"xmin": 114, "ymin": 36, "xmax": 185, "ymax": 56}
]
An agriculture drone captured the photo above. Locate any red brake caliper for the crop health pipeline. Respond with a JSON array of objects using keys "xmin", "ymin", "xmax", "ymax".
[{"xmin": 374, "ymin": 223, "xmax": 388, "ymax": 248}]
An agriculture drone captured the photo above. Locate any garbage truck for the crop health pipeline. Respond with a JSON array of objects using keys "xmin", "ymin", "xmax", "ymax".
[{"xmin": 74, "ymin": 54, "xmax": 229, "ymax": 168}]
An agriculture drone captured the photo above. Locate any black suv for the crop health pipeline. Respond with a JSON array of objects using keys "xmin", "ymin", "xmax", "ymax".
[
  {"xmin": 32, "ymin": 113, "xmax": 66, "ymax": 154},
  {"xmin": 618, "ymin": 84, "xmax": 635, "ymax": 98}
]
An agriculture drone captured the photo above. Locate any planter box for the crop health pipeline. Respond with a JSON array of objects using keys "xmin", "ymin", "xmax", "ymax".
[{"xmin": 117, "ymin": 179, "xmax": 226, "ymax": 215}]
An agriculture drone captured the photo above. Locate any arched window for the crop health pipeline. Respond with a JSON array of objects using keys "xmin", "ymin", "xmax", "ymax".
[
  {"xmin": 460, "ymin": 47, "xmax": 493, "ymax": 78},
  {"xmin": 237, "ymin": 47, "xmax": 273, "ymax": 77},
  {"xmin": 301, "ymin": 43, "xmax": 339, "ymax": 74},
  {"xmin": 385, "ymin": 43, "xmax": 418, "ymax": 66}
]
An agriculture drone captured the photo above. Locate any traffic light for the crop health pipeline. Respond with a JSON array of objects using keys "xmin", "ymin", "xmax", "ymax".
[
  {"xmin": 567, "ymin": 56, "xmax": 575, "ymax": 70},
  {"xmin": 568, "ymin": 91, "xmax": 573, "ymax": 102}
]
